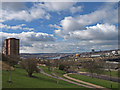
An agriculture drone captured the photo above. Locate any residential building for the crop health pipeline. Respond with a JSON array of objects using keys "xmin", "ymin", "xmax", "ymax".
[{"xmin": 4, "ymin": 38, "xmax": 19, "ymax": 56}]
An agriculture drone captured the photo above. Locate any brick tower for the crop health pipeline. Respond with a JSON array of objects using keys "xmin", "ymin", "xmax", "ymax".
[{"xmin": 4, "ymin": 38, "xmax": 19, "ymax": 56}]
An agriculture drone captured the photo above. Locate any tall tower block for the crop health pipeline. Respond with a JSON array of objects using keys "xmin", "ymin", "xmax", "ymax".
[{"xmin": 4, "ymin": 38, "xmax": 19, "ymax": 56}]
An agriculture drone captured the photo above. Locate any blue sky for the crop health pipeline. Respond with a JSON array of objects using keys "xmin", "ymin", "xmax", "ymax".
[{"xmin": 0, "ymin": 2, "xmax": 118, "ymax": 53}]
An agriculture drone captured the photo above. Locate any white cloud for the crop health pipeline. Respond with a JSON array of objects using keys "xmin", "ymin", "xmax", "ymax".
[
  {"xmin": 20, "ymin": 40, "xmax": 118, "ymax": 53},
  {"xmin": 70, "ymin": 6, "xmax": 82, "ymax": 14},
  {"xmin": 1, "ymin": 7, "xmax": 48, "ymax": 22},
  {"xmin": 0, "ymin": 31, "xmax": 57, "ymax": 53},
  {"xmin": 49, "ymin": 24, "xmax": 61, "ymax": 29},
  {"xmin": 1, "ymin": 2, "xmax": 81, "ymax": 22},
  {"xmin": 2, "ymin": 2, "xmax": 27, "ymax": 11},
  {"xmin": 1, "ymin": 2, "xmax": 50, "ymax": 22},
  {"xmin": 56, "ymin": 3, "xmax": 117, "ymax": 34},
  {"xmin": 0, "ymin": 23, "xmax": 34, "ymax": 31},
  {"xmin": 54, "ymin": 3, "xmax": 118, "ymax": 41},
  {"xmin": 1, "ymin": 32, "xmax": 56, "ymax": 48},
  {"xmin": 41, "ymin": 2, "xmax": 76, "ymax": 12},
  {"xmin": 0, "ymin": 2, "xmax": 118, "ymax": 53},
  {"xmin": 56, "ymin": 23, "xmax": 118, "ymax": 40},
  {"xmin": 0, "ymin": 30, "xmax": 117, "ymax": 53}
]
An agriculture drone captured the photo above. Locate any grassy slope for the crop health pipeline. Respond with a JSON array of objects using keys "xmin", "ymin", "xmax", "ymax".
[
  {"xmin": 69, "ymin": 74, "xmax": 119, "ymax": 88},
  {"xmin": 2, "ymin": 68, "xmax": 82, "ymax": 88}
]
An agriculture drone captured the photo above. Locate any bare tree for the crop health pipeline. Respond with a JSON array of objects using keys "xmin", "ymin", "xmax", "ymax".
[
  {"xmin": 94, "ymin": 60, "xmax": 105, "ymax": 78},
  {"xmin": 82, "ymin": 59, "xmax": 104, "ymax": 78},
  {"xmin": 20, "ymin": 58, "xmax": 39, "ymax": 77},
  {"xmin": 45, "ymin": 60, "xmax": 52, "ymax": 71}
]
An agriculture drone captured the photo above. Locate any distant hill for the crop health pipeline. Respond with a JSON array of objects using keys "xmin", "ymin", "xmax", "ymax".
[{"xmin": 20, "ymin": 53, "xmax": 75, "ymax": 59}]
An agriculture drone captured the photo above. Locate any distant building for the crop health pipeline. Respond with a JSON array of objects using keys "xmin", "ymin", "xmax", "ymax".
[
  {"xmin": 76, "ymin": 54, "xmax": 80, "ymax": 57},
  {"xmin": 4, "ymin": 38, "xmax": 19, "ymax": 56},
  {"xmin": 91, "ymin": 49, "xmax": 95, "ymax": 52},
  {"xmin": 91, "ymin": 55, "xmax": 101, "ymax": 57},
  {"xmin": 118, "ymin": 50, "xmax": 120, "ymax": 55}
]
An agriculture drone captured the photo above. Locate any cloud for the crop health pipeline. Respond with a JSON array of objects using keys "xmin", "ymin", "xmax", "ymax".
[
  {"xmin": 1, "ymin": 2, "xmax": 118, "ymax": 53},
  {"xmin": 56, "ymin": 3, "xmax": 117, "ymax": 33},
  {"xmin": 41, "ymin": 2, "xmax": 76, "ymax": 12},
  {"xmin": 0, "ymin": 30, "xmax": 117, "ymax": 53},
  {"xmin": 0, "ymin": 32, "xmax": 56, "ymax": 48},
  {"xmin": 2, "ymin": 2, "xmax": 27, "ymax": 11},
  {"xmin": 1, "ymin": 7, "xmax": 48, "ymax": 22},
  {"xmin": 20, "ymin": 40, "xmax": 118, "ymax": 53},
  {"xmin": 55, "ymin": 23, "xmax": 118, "ymax": 40},
  {"xmin": 1, "ymin": 2, "xmax": 81, "ymax": 22},
  {"xmin": 54, "ymin": 3, "xmax": 118, "ymax": 41},
  {"xmin": 1, "ymin": 2, "xmax": 50, "ymax": 22},
  {"xmin": 0, "ymin": 24, "xmax": 34, "ymax": 31},
  {"xmin": 70, "ymin": 6, "xmax": 82, "ymax": 14},
  {"xmin": 49, "ymin": 24, "xmax": 61, "ymax": 29}
]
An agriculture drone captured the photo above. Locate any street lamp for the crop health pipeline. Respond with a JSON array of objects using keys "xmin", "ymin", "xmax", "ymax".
[
  {"xmin": 6, "ymin": 70, "xmax": 12, "ymax": 83},
  {"xmin": 109, "ymin": 64, "xmax": 112, "ymax": 88}
]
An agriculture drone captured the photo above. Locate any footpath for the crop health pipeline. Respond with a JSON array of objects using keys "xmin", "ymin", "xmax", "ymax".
[
  {"xmin": 63, "ymin": 73, "xmax": 109, "ymax": 89},
  {"xmin": 37, "ymin": 66, "xmax": 110, "ymax": 89}
]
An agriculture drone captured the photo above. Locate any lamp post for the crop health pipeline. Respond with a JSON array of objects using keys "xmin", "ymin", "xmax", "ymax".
[
  {"xmin": 109, "ymin": 64, "xmax": 112, "ymax": 88},
  {"xmin": 7, "ymin": 70, "xmax": 12, "ymax": 83}
]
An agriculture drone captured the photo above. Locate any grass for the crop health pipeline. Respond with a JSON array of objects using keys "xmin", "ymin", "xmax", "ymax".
[
  {"xmin": 39, "ymin": 66, "xmax": 119, "ymax": 88},
  {"xmin": 79, "ymin": 68, "xmax": 119, "ymax": 77},
  {"xmin": 68, "ymin": 74, "xmax": 119, "ymax": 88},
  {"xmin": 102, "ymin": 71, "xmax": 118, "ymax": 77},
  {"xmin": 39, "ymin": 66, "xmax": 66, "ymax": 77},
  {"xmin": 2, "ymin": 68, "xmax": 83, "ymax": 88}
]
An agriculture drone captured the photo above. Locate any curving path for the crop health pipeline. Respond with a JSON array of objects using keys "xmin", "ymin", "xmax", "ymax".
[
  {"xmin": 37, "ymin": 66, "xmax": 94, "ymax": 88},
  {"xmin": 63, "ymin": 73, "xmax": 110, "ymax": 90},
  {"xmin": 37, "ymin": 66, "xmax": 111, "ymax": 89}
]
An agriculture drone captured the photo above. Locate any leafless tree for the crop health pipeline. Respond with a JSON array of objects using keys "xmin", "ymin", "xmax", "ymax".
[
  {"xmin": 82, "ymin": 59, "xmax": 104, "ymax": 78},
  {"xmin": 21, "ymin": 58, "xmax": 39, "ymax": 77}
]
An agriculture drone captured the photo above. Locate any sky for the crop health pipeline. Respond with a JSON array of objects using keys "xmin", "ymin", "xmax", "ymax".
[{"xmin": 0, "ymin": 2, "xmax": 119, "ymax": 53}]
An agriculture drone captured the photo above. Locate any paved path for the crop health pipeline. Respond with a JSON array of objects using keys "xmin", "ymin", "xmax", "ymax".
[
  {"xmin": 78, "ymin": 71, "xmax": 120, "ymax": 83},
  {"xmin": 63, "ymin": 73, "xmax": 109, "ymax": 89},
  {"xmin": 37, "ymin": 66, "xmax": 94, "ymax": 88},
  {"xmin": 37, "ymin": 66, "xmax": 111, "ymax": 89}
]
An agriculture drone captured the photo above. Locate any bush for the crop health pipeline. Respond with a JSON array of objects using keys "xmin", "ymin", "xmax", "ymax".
[{"xmin": 59, "ymin": 64, "xmax": 66, "ymax": 71}]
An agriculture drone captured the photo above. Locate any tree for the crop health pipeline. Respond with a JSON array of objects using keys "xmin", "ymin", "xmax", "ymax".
[
  {"xmin": 2, "ymin": 54, "xmax": 19, "ymax": 67},
  {"xmin": 45, "ymin": 60, "xmax": 52, "ymax": 71},
  {"xmin": 93, "ymin": 60, "xmax": 105, "ymax": 78},
  {"xmin": 2, "ymin": 54, "xmax": 20, "ymax": 83},
  {"xmin": 59, "ymin": 64, "xmax": 66, "ymax": 71},
  {"xmin": 58, "ymin": 61, "xmax": 75, "ymax": 72},
  {"xmin": 20, "ymin": 58, "xmax": 39, "ymax": 77},
  {"xmin": 82, "ymin": 59, "xmax": 104, "ymax": 78}
]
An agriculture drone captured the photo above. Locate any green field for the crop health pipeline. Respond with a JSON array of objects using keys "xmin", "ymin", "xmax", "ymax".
[
  {"xmin": 40, "ymin": 66, "xmax": 66, "ymax": 77},
  {"xmin": 37, "ymin": 66, "xmax": 119, "ymax": 89},
  {"xmin": 2, "ymin": 65, "xmax": 119, "ymax": 88},
  {"xmin": 68, "ymin": 74, "xmax": 119, "ymax": 88},
  {"xmin": 79, "ymin": 68, "xmax": 118, "ymax": 77},
  {"xmin": 2, "ymin": 68, "xmax": 83, "ymax": 88}
]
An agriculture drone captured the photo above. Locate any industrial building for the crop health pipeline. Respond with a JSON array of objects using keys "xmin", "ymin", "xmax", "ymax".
[{"xmin": 4, "ymin": 38, "xmax": 19, "ymax": 56}]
